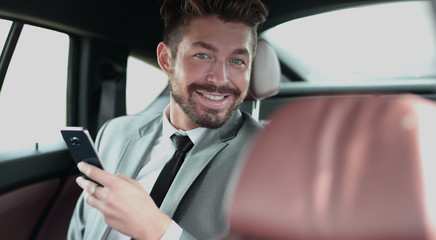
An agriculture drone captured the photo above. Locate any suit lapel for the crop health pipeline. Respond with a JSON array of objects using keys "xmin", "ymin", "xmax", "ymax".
[
  {"xmin": 114, "ymin": 115, "xmax": 162, "ymax": 177},
  {"xmin": 95, "ymin": 115, "xmax": 163, "ymax": 239},
  {"xmin": 160, "ymin": 131, "xmax": 227, "ymax": 216},
  {"xmin": 160, "ymin": 110, "xmax": 244, "ymax": 217}
]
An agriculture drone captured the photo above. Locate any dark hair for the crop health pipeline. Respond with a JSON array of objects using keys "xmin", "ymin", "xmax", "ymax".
[{"xmin": 160, "ymin": 0, "xmax": 268, "ymax": 58}]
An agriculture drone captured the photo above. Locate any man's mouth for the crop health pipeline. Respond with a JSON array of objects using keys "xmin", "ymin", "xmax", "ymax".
[
  {"xmin": 202, "ymin": 93, "xmax": 226, "ymax": 101},
  {"xmin": 188, "ymin": 83, "xmax": 241, "ymax": 108}
]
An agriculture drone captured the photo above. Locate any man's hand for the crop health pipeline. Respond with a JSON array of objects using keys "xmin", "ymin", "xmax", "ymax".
[{"xmin": 76, "ymin": 162, "xmax": 172, "ymax": 240}]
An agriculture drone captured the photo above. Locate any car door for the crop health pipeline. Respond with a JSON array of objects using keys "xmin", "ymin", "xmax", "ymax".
[{"xmin": 0, "ymin": 20, "xmax": 82, "ymax": 239}]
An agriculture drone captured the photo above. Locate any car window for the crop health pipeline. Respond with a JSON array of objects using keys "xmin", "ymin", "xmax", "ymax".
[
  {"xmin": 126, "ymin": 56, "xmax": 168, "ymax": 115},
  {"xmin": 0, "ymin": 23, "xmax": 69, "ymax": 151},
  {"xmin": 262, "ymin": 1, "xmax": 436, "ymax": 83},
  {"xmin": 0, "ymin": 19, "xmax": 12, "ymax": 56}
]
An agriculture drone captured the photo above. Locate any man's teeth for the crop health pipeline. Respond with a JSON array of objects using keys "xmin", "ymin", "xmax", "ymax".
[{"xmin": 203, "ymin": 93, "xmax": 225, "ymax": 101}]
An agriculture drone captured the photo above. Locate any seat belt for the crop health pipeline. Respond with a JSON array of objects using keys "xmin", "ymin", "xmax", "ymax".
[
  {"xmin": 98, "ymin": 80, "xmax": 117, "ymax": 127},
  {"xmin": 97, "ymin": 62, "xmax": 126, "ymax": 127}
]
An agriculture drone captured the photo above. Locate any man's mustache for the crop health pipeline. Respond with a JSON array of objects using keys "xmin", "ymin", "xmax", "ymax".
[{"xmin": 188, "ymin": 83, "xmax": 241, "ymax": 98}]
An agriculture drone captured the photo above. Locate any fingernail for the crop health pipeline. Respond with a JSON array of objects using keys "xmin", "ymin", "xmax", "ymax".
[
  {"xmin": 77, "ymin": 162, "xmax": 83, "ymax": 170},
  {"xmin": 76, "ymin": 176, "xmax": 82, "ymax": 184}
]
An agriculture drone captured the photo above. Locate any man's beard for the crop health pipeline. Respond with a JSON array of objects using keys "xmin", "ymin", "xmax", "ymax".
[{"xmin": 170, "ymin": 79, "xmax": 246, "ymax": 129}]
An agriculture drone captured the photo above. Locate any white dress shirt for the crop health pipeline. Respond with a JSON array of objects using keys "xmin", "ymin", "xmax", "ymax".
[{"xmin": 106, "ymin": 106, "xmax": 206, "ymax": 240}]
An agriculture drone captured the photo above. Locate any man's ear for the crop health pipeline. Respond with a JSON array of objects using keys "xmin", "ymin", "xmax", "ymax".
[{"xmin": 157, "ymin": 42, "xmax": 172, "ymax": 74}]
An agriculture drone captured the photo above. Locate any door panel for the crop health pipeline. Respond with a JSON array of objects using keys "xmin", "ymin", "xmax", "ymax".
[
  {"xmin": 0, "ymin": 147, "xmax": 81, "ymax": 240},
  {"xmin": 0, "ymin": 179, "xmax": 59, "ymax": 239},
  {"xmin": 35, "ymin": 175, "xmax": 81, "ymax": 240}
]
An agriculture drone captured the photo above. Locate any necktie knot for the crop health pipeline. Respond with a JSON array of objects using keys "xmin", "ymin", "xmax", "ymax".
[{"xmin": 171, "ymin": 134, "xmax": 193, "ymax": 153}]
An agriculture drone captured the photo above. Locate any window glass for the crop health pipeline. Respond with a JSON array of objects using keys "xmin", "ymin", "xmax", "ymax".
[
  {"xmin": 0, "ymin": 24, "xmax": 69, "ymax": 151},
  {"xmin": 262, "ymin": 1, "xmax": 436, "ymax": 82},
  {"xmin": 0, "ymin": 19, "xmax": 12, "ymax": 56},
  {"xmin": 126, "ymin": 56, "xmax": 168, "ymax": 115}
]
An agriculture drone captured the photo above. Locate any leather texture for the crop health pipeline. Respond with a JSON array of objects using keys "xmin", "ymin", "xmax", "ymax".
[
  {"xmin": 226, "ymin": 94, "xmax": 436, "ymax": 240},
  {"xmin": 0, "ymin": 179, "xmax": 59, "ymax": 240}
]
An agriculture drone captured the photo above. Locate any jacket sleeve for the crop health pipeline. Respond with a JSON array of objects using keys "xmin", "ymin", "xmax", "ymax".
[
  {"xmin": 67, "ymin": 193, "xmax": 86, "ymax": 240},
  {"xmin": 67, "ymin": 121, "xmax": 111, "ymax": 240}
]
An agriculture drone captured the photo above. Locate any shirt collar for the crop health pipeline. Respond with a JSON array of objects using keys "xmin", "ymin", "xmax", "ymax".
[{"xmin": 162, "ymin": 105, "xmax": 207, "ymax": 145}]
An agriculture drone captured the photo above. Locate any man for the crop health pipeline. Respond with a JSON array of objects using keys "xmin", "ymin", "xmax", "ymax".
[{"xmin": 68, "ymin": 0, "xmax": 268, "ymax": 239}]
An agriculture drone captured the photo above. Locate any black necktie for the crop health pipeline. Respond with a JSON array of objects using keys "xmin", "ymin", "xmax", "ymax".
[{"xmin": 150, "ymin": 134, "xmax": 194, "ymax": 208}]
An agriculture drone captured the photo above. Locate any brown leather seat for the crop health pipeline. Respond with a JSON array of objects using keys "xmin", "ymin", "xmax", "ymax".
[{"xmin": 225, "ymin": 94, "xmax": 436, "ymax": 240}]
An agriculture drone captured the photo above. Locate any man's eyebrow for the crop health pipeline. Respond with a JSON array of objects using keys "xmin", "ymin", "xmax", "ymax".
[
  {"xmin": 192, "ymin": 41, "xmax": 217, "ymax": 52},
  {"xmin": 192, "ymin": 41, "xmax": 250, "ymax": 57},
  {"xmin": 233, "ymin": 48, "xmax": 250, "ymax": 57}
]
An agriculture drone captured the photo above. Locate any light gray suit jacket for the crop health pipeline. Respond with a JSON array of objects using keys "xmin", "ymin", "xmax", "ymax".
[{"xmin": 67, "ymin": 109, "xmax": 261, "ymax": 240}]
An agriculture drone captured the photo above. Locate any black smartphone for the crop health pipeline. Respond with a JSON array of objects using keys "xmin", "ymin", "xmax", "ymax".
[{"xmin": 61, "ymin": 127, "xmax": 104, "ymax": 185}]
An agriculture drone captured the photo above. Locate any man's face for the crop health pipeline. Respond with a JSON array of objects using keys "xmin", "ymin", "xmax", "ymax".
[{"xmin": 168, "ymin": 16, "xmax": 253, "ymax": 129}]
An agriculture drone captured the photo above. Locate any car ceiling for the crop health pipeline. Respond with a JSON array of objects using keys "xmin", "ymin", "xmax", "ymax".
[{"xmin": 0, "ymin": 0, "xmax": 395, "ymax": 60}]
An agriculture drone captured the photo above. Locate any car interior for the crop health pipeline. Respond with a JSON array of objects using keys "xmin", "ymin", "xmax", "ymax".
[{"xmin": 1, "ymin": 0, "xmax": 436, "ymax": 239}]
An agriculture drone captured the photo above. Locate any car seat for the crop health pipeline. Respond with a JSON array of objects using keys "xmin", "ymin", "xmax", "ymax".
[{"xmin": 225, "ymin": 94, "xmax": 436, "ymax": 240}]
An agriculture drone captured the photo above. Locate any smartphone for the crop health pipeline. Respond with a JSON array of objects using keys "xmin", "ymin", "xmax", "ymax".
[{"xmin": 61, "ymin": 127, "xmax": 104, "ymax": 185}]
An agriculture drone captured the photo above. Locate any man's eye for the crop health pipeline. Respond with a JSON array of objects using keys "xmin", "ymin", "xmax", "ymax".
[
  {"xmin": 196, "ymin": 53, "xmax": 209, "ymax": 59},
  {"xmin": 231, "ymin": 59, "xmax": 244, "ymax": 65}
]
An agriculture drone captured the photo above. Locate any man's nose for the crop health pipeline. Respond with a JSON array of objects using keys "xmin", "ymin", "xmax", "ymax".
[{"xmin": 207, "ymin": 60, "xmax": 229, "ymax": 85}]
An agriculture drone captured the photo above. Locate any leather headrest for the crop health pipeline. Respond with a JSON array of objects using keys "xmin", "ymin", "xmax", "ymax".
[
  {"xmin": 226, "ymin": 94, "xmax": 436, "ymax": 240},
  {"xmin": 247, "ymin": 39, "xmax": 281, "ymax": 101}
]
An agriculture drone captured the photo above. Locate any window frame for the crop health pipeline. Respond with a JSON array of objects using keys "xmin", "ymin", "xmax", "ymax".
[{"xmin": 0, "ymin": 21, "xmax": 22, "ymax": 92}]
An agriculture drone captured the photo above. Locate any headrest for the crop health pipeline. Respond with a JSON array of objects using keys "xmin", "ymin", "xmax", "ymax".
[
  {"xmin": 247, "ymin": 39, "xmax": 281, "ymax": 101},
  {"xmin": 226, "ymin": 94, "xmax": 436, "ymax": 239}
]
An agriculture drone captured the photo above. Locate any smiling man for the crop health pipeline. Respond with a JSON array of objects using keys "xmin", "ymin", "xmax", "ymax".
[
  {"xmin": 162, "ymin": 16, "xmax": 252, "ymax": 130},
  {"xmin": 68, "ymin": 0, "xmax": 268, "ymax": 239}
]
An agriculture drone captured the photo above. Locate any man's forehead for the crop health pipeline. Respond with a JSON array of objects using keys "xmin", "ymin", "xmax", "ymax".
[
  {"xmin": 181, "ymin": 17, "xmax": 254, "ymax": 54},
  {"xmin": 186, "ymin": 16, "xmax": 251, "ymax": 35}
]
